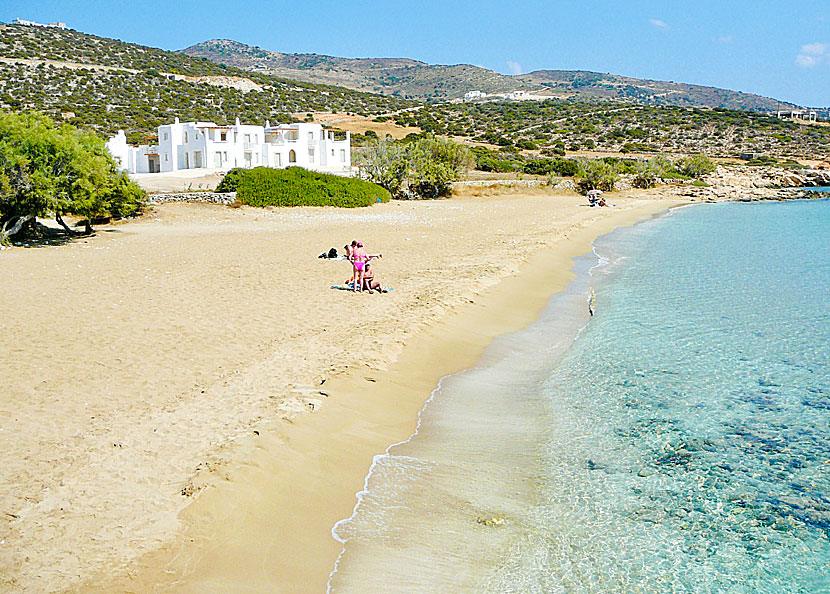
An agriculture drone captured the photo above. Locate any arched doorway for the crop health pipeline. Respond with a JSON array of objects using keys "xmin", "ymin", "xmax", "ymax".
[{"xmin": 289, "ymin": 150, "xmax": 296, "ymax": 163}]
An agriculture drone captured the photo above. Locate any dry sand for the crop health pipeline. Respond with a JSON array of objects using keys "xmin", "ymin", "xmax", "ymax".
[{"xmin": 0, "ymin": 190, "xmax": 684, "ymax": 593}]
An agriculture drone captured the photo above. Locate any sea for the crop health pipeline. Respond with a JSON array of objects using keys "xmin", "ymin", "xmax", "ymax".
[{"xmin": 327, "ymin": 196, "xmax": 830, "ymax": 593}]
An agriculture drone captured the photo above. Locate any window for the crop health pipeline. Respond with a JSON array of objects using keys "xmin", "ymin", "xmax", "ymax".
[
  {"xmin": 164, "ymin": 153, "xmax": 169, "ymax": 162},
  {"xmin": 163, "ymin": 132, "xmax": 169, "ymax": 141},
  {"xmin": 220, "ymin": 131, "xmax": 227, "ymax": 142},
  {"xmin": 209, "ymin": 130, "xmax": 215, "ymax": 141},
  {"xmin": 289, "ymin": 150, "xmax": 296, "ymax": 163},
  {"xmin": 308, "ymin": 148, "xmax": 315, "ymax": 163},
  {"xmin": 340, "ymin": 149, "xmax": 346, "ymax": 162},
  {"xmin": 275, "ymin": 153, "xmax": 281, "ymax": 167},
  {"xmin": 183, "ymin": 131, "xmax": 188, "ymax": 143}
]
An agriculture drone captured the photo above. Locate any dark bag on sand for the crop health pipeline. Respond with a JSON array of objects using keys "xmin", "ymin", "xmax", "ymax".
[{"xmin": 328, "ymin": 247, "xmax": 338, "ymax": 258}]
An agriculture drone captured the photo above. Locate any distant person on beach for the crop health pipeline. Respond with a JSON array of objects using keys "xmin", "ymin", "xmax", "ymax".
[
  {"xmin": 350, "ymin": 241, "xmax": 367, "ymax": 292},
  {"xmin": 362, "ymin": 262, "xmax": 388, "ymax": 293},
  {"xmin": 350, "ymin": 241, "xmax": 382, "ymax": 292}
]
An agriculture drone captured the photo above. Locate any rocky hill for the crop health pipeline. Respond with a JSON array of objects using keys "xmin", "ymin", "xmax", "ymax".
[
  {"xmin": 0, "ymin": 25, "xmax": 415, "ymax": 141},
  {"xmin": 181, "ymin": 39, "xmax": 521, "ymax": 99},
  {"xmin": 183, "ymin": 39, "xmax": 804, "ymax": 112}
]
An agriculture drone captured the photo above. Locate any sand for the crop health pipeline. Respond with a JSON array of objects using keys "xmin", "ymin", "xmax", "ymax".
[{"xmin": 0, "ymin": 190, "xmax": 684, "ymax": 593}]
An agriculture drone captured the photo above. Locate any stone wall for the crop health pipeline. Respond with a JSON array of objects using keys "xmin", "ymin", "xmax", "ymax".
[{"xmin": 143, "ymin": 192, "xmax": 236, "ymax": 205}]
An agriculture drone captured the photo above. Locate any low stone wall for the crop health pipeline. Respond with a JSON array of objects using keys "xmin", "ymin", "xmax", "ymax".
[{"xmin": 143, "ymin": 192, "xmax": 236, "ymax": 205}]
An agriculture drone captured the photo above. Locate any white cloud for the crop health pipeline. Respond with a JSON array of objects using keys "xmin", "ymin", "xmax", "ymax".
[
  {"xmin": 802, "ymin": 42, "xmax": 827, "ymax": 55},
  {"xmin": 506, "ymin": 61, "xmax": 522, "ymax": 75},
  {"xmin": 796, "ymin": 42, "xmax": 828, "ymax": 67},
  {"xmin": 649, "ymin": 19, "xmax": 668, "ymax": 29}
]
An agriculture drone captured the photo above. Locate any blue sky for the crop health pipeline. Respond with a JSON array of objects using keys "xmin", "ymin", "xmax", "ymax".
[{"xmin": 3, "ymin": 0, "xmax": 828, "ymax": 106}]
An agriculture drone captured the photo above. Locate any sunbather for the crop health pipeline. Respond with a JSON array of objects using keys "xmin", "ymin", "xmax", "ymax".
[{"xmin": 362, "ymin": 262, "xmax": 387, "ymax": 293}]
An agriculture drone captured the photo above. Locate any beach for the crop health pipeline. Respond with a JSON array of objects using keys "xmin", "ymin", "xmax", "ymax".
[{"xmin": 0, "ymin": 190, "xmax": 683, "ymax": 593}]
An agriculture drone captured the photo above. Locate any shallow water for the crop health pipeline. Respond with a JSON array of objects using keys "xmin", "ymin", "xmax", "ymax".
[{"xmin": 329, "ymin": 199, "xmax": 830, "ymax": 593}]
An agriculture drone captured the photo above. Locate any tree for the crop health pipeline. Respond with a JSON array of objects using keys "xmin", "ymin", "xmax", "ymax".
[
  {"xmin": 356, "ymin": 135, "xmax": 471, "ymax": 199},
  {"xmin": 677, "ymin": 153, "xmax": 716, "ymax": 178},
  {"xmin": 575, "ymin": 159, "xmax": 618, "ymax": 194},
  {"xmin": 0, "ymin": 110, "xmax": 144, "ymax": 244}
]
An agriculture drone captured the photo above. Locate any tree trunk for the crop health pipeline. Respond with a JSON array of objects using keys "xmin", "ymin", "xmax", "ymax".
[
  {"xmin": 0, "ymin": 214, "xmax": 35, "ymax": 246},
  {"xmin": 55, "ymin": 212, "xmax": 76, "ymax": 236}
]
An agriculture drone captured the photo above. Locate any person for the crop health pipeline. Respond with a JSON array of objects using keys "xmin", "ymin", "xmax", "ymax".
[
  {"xmin": 350, "ymin": 241, "xmax": 382, "ymax": 292},
  {"xmin": 344, "ymin": 243, "xmax": 356, "ymax": 287},
  {"xmin": 361, "ymin": 262, "xmax": 388, "ymax": 293}
]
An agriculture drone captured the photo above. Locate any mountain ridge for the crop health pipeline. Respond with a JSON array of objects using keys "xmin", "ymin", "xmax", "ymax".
[{"xmin": 182, "ymin": 39, "xmax": 807, "ymax": 112}]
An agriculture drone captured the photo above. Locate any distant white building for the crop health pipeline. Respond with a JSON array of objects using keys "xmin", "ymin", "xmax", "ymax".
[
  {"xmin": 12, "ymin": 18, "xmax": 67, "ymax": 29},
  {"xmin": 463, "ymin": 90, "xmax": 487, "ymax": 101},
  {"xmin": 777, "ymin": 110, "xmax": 817, "ymax": 123},
  {"xmin": 107, "ymin": 117, "xmax": 352, "ymax": 175}
]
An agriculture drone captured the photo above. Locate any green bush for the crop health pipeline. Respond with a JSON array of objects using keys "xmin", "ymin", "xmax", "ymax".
[
  {"xmin": 235, "ymin": 167, "xmax": 391, "ymax": 208},
  {"xmin": 575, "ymin": 159, "xmax": 618, "ymax": 194},
  {"xmin": 677, "ymin": 153, "xmax": 716, "ymax": 178},
  {"xmin": 215, "ymin": 167, "xmax": 246, "ymax": 192}
]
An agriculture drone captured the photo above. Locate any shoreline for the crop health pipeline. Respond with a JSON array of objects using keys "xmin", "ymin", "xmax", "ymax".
[{"xmin": 77, "ymin": 197, "xmax": 685, "ymax": 593}]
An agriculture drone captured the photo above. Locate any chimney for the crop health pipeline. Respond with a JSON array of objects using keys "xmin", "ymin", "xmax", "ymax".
[
  {"xmin": 265, "ymin": 119, "xmax": 271, "ymax": 128},
  {"xmin": 174, "ymin": 116, "xmax": 179, "ymax": 124},
  {"xmin": 235, "ymin": 116, "xmax": 241, "ymax": 126}
]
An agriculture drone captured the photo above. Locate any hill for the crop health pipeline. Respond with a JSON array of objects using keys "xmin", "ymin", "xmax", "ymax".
[
  {"xmin": 181, "ymin": 39, "xmax": 521, "ymax": 99},
  {"xmin": 183, "ymin": 39, "xmax": 803, "ymax": 112},
  {"xmin": 0, "ymin": 24, "xmax": 415, "ymax": 141}
]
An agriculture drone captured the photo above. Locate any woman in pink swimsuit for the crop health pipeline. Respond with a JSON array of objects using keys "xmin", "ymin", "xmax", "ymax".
[
  {"xmin": 350, "ymin": 241, "xmax": 381, "ymax": 292},
  {"xmin": 351, "ymin": 241, "xmax": 368, "ymax": 292}
]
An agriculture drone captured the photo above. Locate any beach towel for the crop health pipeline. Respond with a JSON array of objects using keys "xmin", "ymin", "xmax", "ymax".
[{"xmin": 331, "ymin": 283, "xmax": 394, "ymax": 292}]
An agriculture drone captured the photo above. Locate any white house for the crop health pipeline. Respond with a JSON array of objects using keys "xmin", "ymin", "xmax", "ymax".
[
  {"xmin": 12, "ymin": 18, "xmax": 67, "ymax": 29},
  {"xmin": 463, "ymin": 90, "xmax": 487, "ymax": 101},
  {"xmin": 108, "ymin": 117, "xmax": 352, "ymax": 176}
]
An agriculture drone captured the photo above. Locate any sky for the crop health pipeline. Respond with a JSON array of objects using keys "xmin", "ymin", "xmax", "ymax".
[{"xmin": 2, "ymin": 0, "xmax": 828, "ymax": 107}]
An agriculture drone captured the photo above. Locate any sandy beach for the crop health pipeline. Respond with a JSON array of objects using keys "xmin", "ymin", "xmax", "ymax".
[{"xmin": 0, "ymin": 190, "xmax": 684, "ymax": 593}]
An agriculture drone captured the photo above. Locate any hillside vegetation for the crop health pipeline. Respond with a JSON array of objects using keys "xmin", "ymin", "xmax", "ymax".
[
  {"xmin": 394, "ymin": 102, "xmax": 830, "ymax": 161},
  {"xmin": 1, "ymin": 24, "xmax": 826, "ymax": 166},
  {"xmin": 0, "ymin": 25, "xmax": 415, "ymax": 142},
  {"xmin": 184, "ymin": 39, "xmax": 813, "ymax": 113},
  {"xmin": 182, "ymin": 39, "xmax": 522, "ymax": 99}
]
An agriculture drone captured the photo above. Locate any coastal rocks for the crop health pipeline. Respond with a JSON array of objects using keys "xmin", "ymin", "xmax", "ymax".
[{"xmin": 143, "ymin": 192, "xmax": 237, "ymax": 205}]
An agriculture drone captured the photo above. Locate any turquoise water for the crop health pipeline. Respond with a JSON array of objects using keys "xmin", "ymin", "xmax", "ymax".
[{"xmin": 329, "ymin": 198, "xmax": 830, "ymax": 593}]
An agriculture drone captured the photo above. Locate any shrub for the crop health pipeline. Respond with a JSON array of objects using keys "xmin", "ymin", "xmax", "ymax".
[
  {"xmin": 677, "ymin": 153, "xmax": 716, "ymax": 178},
  {"xmin": 523, "ymin": 158, "xmax": 555, "ymax": 175},
  {"xmin": 236, "ymin": 167, "xmax": 391, "ymax": 208},
  {"xmin": 551, "ymin": 158, "xmax": 579, "ymax": 177},
  {"xmin": 575, "ymin": 159, "xmax": 618, "ymax": 194},
  {"xmin": 214, "ymin": 167, "xmax": 247, "ymax": 192}
]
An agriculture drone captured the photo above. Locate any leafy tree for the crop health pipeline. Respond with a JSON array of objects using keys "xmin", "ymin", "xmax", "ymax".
[
  {"xmin": 0, "ymin": 110, "xmax": 143, "ymax": 244},
  {"xmin": 356, "ymin": 135, "xmax": 471, "ymax": 199},
  {"xmin": 677, "ymin": 153, "xmax": 716, "ymax": 178},
  {"xmin": 575, "ymin": 159, "xmax": 618, "ymax": 194}
]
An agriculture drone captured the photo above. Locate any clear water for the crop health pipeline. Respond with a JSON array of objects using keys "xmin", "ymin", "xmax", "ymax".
[{"xmin": 329, "ymin": 198, "xmax": 830, "ymax": 593}]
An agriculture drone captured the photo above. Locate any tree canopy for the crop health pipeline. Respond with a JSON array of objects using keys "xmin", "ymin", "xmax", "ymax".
[
  {"xmin": 356, "ymin": 135, "xmax": 471, "ymax": 199},
  {"xmin": 0, "ymin": 110, "xmax": 144, "ymax": 244}
]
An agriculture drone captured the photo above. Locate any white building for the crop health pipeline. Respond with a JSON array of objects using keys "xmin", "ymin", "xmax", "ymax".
[
  {"xmin": 12, "ymin": 18, "xmax": 67, "ymax": 29},
  {"xmin": 109, "ymin": 117, "xmax": 351, "ymax": 176},
  {"xmin": 463, "ymin": 90, "xmax": 487, "ymax": 101}
]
